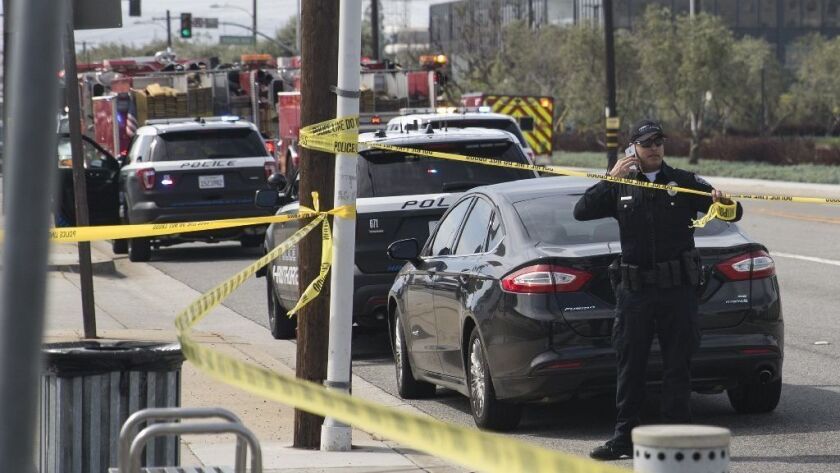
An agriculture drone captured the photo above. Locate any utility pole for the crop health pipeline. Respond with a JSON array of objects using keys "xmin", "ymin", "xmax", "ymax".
[
  {"xmin": 321, "ymin": 0, "xmax": 362, "ymax": 452},
  {"xmin": 294, "ymin": 0, "xmax": 339, "ymax": 449},
  {"xmin": 64, "ymin": 0, "xmax": 97, "ymax": 338},
  {"xmin": 0, "ymin": 0, "xmax": 65, "ymax": 466},
  {"xmin": 252, "ymin": 0, "xmax": 258, "ymax": 45},
  {"xmin": 166, "ymin": 10, "xmax": 172, "ymax": 48},
  {"xmin": 603, "ymin": 0, "xmax": 619, "ymax": 171},
  {"xmin": 370, "ymin": 0, "xmax": 380, "ymax": 60}
]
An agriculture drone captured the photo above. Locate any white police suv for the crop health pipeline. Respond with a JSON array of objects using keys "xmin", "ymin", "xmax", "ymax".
[{"xmin": 255, "ymin": 127, "xmax": 540, "ymax": 339}]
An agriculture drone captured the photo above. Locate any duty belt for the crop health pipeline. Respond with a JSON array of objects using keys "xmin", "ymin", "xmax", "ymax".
[{"xmin": 610, "ymin": 249, "xmax": 701, "ymax": 291}]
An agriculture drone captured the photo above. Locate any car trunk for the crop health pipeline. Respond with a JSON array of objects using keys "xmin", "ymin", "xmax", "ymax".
[
  {"xmin": 145, "ymin": 157, "xmax": 268, "ymax": 210},
  {"xmin": 541, "ymin": 237, "xmax": 760, "ymax": 339}
]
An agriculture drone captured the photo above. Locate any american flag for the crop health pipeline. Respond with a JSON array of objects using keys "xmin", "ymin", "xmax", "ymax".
[{"xmin": 126, "ymin": 98, "xmax": 138, "ymax": 137}]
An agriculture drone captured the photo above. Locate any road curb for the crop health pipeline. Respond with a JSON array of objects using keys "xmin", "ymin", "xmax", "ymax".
[{"xmin": 46, "ymin": 259, "xmax": 118, "ymax": 276}]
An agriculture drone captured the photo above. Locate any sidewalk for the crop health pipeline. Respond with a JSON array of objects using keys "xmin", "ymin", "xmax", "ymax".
[{"xmin": 44, "ymin": 240, "xmax": 468, "ymax": 473}]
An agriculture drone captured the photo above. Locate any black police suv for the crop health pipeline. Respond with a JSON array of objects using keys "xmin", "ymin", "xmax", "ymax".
[
  {"xmin": 386, "ymin": 176, "xmax": 783, "ymax": 431},
  {"xmin": 116, "ymin": 118, "xmax": 277, "ymax": 262},
  {"xmin": 255, "ymin": 128, "xmax": 539, "ymax": 339}
]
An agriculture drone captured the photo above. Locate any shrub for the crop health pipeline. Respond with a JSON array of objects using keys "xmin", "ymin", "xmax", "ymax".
[{"xmin": 554, "ymin": 131, "xmax": 840, "ymax": 166}]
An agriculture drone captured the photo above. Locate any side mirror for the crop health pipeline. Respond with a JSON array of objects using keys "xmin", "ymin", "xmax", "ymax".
[
  {"xmin": 254, "ymin": 189, "xmax": 280, "ymax": 208},
  {"xmin": 387, "ymin": 238, "xmax": 420, "ymax": 263},
  {"xmin": 267, "ymin": 172, "xmax": 287, "ymax": 189}
]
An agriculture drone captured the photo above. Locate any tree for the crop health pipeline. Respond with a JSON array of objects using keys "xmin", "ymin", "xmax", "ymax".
[
  {"xmin": 636, "ymin": 6, "xmax": 737, "ymax": 163},
  {"xmin": 788, "ymin": 34, "xmax": 840, "ymax": 135},
  {"xmin": 725, "ymin": 37, "xmax": 787, "ymax": 135},
  {"xmin": 273, "ymin": 16, "xmax": 300, "ymax": 56}
]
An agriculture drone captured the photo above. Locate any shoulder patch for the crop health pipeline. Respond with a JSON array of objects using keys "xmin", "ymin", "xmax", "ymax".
[{"xmin": 694, "ymin": 175, "xmax": 711, "ymax": 187}]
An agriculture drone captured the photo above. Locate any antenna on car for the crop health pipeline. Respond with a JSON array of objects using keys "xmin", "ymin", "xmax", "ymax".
[{"xmin": 425, "ymin": 123, "xmax": 434, "ymax": 134}]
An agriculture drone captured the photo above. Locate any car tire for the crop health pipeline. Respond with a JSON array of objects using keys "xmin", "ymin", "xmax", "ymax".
[
  {"xmin": 467, "ymin": 328, "xmax": 522, "ymax": 431},
  {"xmin": 394, "ymin": 309, "xmax": 436, "ymax": 399},
  {"xmin": 267, "ymin": 277, "xmax": 296, "ymax": 339},
  {"xmin": 128, "ymin": 237, "xmax": 151, "ymax": 262},
  {"xmin": 112, "ymin": 239, "xmax": 129, "ymax": 254},
  {"xmin": 727, "ymin": 377, "xmax": 782, "ymax": 414}
]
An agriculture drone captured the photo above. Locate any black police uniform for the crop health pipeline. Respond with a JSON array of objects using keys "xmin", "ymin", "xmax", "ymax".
[{"xmin": 574, "ymin": 160, "xmax": 743, "ymax": 450}]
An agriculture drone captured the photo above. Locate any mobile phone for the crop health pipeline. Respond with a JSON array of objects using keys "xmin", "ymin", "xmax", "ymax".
[{"xmin": 624, "ymin": 145, "xmax": 638, "ymax": 173}]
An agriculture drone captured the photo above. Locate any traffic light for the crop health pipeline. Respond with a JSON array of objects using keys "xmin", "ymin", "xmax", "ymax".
[
  {"xmin": 180, "ymin": 13, "xmax": 192, "ymax": 39},
  {"xmin": 128, "ymin": 0, "xmax": 141, "ymax": 17}
]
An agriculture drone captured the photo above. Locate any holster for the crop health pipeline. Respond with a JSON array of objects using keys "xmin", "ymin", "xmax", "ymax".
[
  {"xmin": 681, "ymin": 248, "xmax": 702, "ymax": 287},
  {"xmin": 608, "ymin": 259, "xmax": 621, "ymax": 293}
]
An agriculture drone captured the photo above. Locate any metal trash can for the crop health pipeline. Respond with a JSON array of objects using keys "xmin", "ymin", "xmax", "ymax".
[
  {"xmin": 39, "ymin": 341, "xmax": 185, "ymax": 473},
  {"xmin": 632, "ymin": 424, "xmax": 730, "ymax": 473}
]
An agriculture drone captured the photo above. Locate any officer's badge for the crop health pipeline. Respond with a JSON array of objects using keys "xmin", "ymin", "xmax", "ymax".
[{"xmin": 667, "ymin": 181, "xmax": 678, "ymax": 197}]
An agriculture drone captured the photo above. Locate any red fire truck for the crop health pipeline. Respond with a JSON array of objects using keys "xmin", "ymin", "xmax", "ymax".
[
  {"xmin": 78, "ymin": 52, "xmax": 282, "ymax": 158},
  {"xmin": 274, "ymin": 54, "xmax": 449, "ymax": 175}
]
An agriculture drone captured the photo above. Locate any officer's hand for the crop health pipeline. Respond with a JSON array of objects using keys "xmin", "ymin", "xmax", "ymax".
[
  {"xmin": 608, "ymin": 156, "xmax": 641, "ymax": 178},
  {"xmin": 711, "ymin": 189, "xmax": 733, "ymax": 205}
]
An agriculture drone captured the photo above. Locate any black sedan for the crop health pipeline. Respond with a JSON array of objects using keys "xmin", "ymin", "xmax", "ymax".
[{"xmin": 386, "ymin": 176, "xmax": 783, "ymax": 431}]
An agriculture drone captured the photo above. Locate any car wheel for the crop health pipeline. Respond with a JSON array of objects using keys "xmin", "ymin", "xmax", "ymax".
[
  {"xmin": 112, "ymin": 239, "xmax": 128, "ymax": 254},
  {"xmin": 267, "ymin": 277, "xmax": 296, "ymax": 339},
  {"xmin": 128, "ymin": 237, "xmax": 151, "ymax": 262},
  {"xmin": 467, "ymin": 328, "xmax": 522, "ymax": 431},
  {"xmin": 727, "ymin": 377, "xmax": 782, "ymax": 414},
  {"xmin": 394, "ymin": 309, "xmax": 436, "ymax": 399}
]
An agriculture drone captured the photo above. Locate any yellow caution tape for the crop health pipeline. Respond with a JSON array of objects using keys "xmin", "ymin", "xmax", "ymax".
[
  {"xmin": 287, "ymin": 193, "xmax": 335, "ymax": 316},
  {"xmin": 46, "ymin": 213, "xmax": 318, "ymax": 243},
  {"xmin": 691, "ymin": 202, "xmax": 738, "ymax": 228},
  {"xmin": 299, "ymin": 116, "xmax": 360, "ymax": 155},
  {"xmin": 300, "ymin": 115, "xmax": 840, "ymax": 219},
  {"xmin": 173, "ymin": 193, "xmax": 630, "ymax": 473}
]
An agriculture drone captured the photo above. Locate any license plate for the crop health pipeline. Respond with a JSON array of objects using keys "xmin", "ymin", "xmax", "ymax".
[
  {"xmin": 428, "ymin": 220, "xmax": 438, "ymax": 234},
  {"xmin": 199, "ymin": 175, "xmax": 224, "ymax": 189}
]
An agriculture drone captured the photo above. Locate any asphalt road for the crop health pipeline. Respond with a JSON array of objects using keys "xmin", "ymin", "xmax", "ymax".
[{"xmin": 148, "ymin": 198, "xmax": 840, "ymax": 472}]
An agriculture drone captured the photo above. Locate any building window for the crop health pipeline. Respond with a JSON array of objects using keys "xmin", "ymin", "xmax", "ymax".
[
  {"xmin": 760, "ymin": 0, "xmax": 778, "ymax": 26},
  {"xmin": 827, "ymin": 0, "xmax": 840, "ymax": 27},
  {"xmin": 784, "ymin": 0, "xmax": 802, "ymax": 27},
  {"xmin": 802, "ymin": 0, "xmax": 823, "ymax": 27},
  {"xmin": 739, "ymin": 0, "xmax": 759, "ymax": 26},
  {"xmin": 718, "ymin": 0, "xmax": 738, "ymax": 26}
]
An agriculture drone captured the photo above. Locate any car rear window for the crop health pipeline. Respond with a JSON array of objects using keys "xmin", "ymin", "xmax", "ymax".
[
  {"xmin": 357, "ymin": 139, "xmax": 534, "ymax": 198},
  {"xmin": 429, "ymin": 119, "xmax": 527, "ymax": 146},
  {"xmin": 514, "ymin": 195, "xmax": 730, "ymax": 245},
  {"xmin": 152, "ymin": 128, "xmax": 268, "ymax": 162}
]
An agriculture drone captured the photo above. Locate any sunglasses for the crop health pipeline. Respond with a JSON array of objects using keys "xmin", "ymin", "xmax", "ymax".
[{"xmin": 635, "ymin": 136, "xmax": 666, "ymax": 148}]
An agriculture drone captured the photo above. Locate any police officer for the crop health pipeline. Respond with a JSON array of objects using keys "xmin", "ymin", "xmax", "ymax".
[{"xmin": 575, "ymin": 120, "xmax": 743, "ymax": 461}]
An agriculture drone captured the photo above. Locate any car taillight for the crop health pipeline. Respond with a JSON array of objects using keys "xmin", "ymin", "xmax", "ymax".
[
  {"xmin": 264, "ymin": 140, "xmax": 277, "ymax": 156},
  {"xmin": 136, "ymin": 168, "xmax": 156, "ymax": 190},
  {"xmin": 715, "ymin": 250, "xmax": 775, "ymax": 281},
  {"xmin": 371, "ymin": 115, "xmax": 381, "ymax": 125},
  {"xmin": 264, "ymin": 161, "xmax": 277, "ymax": 180},
  {"xmin": 501, "ymin": 264, "xmax": 592, "ymax": 293}
]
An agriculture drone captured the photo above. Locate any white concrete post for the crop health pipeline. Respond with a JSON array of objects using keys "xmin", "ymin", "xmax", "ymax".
[
  {"xmin": 320, "ymin": 0, "xmax": 362, "ymax": 452},
  {"xmin": 632, "ymin": 425, "xmax": 730, "ymax": 472}
]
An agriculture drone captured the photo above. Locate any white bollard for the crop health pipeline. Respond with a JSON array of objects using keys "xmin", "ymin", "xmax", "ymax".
[{"xmin": 632, "ymin": 424, "xmax": 731, "ymax": 473}]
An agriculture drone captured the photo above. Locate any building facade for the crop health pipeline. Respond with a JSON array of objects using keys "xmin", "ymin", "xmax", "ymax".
[{"xmin": 430, "ymin": 0, "xmax": 840, "ymax": 63}]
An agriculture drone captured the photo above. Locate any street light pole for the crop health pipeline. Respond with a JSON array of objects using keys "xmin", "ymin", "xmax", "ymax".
[
  {"xmin": 253, "ymin": 0, "xmax": 257, "ymax": 45},
  {"xmin": 166, "ymin": 9, "xmax": 172, "ymax": 48}
]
